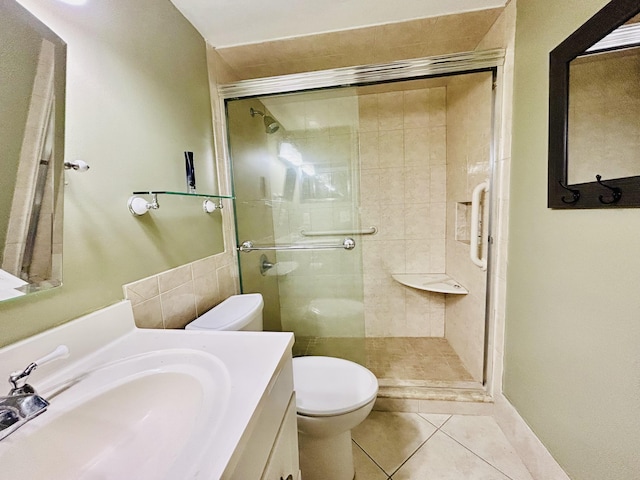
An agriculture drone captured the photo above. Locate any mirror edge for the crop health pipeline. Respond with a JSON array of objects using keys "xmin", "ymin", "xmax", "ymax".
[{"xmin": 0, "ymin": 0, "xmax": 67, "ymax": 300}]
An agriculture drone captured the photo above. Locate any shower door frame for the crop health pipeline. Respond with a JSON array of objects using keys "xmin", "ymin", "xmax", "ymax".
[{"xmin": 219, "ymin": 48, "xmax": 506, "ymax": 392}]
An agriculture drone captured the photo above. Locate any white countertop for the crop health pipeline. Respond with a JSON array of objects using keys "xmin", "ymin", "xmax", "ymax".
[{"xmin": 0, "ymin": 301, "xmax": 294, "ymax": 479}]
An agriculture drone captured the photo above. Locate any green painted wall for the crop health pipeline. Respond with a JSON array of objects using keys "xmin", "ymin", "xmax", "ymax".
[
  {"xmin": 507, "ymin": 1, "xmax": 640, "ymax": 478},
  {"xmin": 0, "ymin": 0, "xmax": 223, "ymax": 347}
]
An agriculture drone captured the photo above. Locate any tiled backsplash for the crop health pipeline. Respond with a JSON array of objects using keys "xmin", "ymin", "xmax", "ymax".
[
  {"xmin": 123, "ymin": 252, "xmax": 238, "ymax": 329},
  {"xmin": 444, "ymin": 72, "xmax": 493, "ymax": 382}
]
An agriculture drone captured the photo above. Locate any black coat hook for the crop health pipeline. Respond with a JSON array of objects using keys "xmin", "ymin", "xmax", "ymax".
[
  {"xmin": 595, "ymin": 174, "xmax": 622, "ymax": 205},
  {"xmin": 558, "ymin": 181, "xmax": 580, "ymax": 204}
]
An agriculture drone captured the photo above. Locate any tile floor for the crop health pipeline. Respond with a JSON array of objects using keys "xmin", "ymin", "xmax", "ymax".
[
  {"xmin": 351, "ymin": 411, "xmax": 534, "ymax": 479},
  {"xmin": 293, "ymin": 337, "xmax": 476, "ymax": 387}
]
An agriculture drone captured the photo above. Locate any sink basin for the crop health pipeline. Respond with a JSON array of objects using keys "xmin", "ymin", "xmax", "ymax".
[
  {"xmin": 0, "ymin": 349, "xmax": 230, "ymax": 479},
  {"xmin": 0, "ymin": 301, "xmax": 294, "ymax": 479}
]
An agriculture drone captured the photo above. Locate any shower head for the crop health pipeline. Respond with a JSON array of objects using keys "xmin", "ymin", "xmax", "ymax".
[
  {"xmin": 263, "ymin": 116, "xmax": 280, "ymax": 134},
  {"xmin": 250, "ymin": 107, "xmax": 280, "ymax": 134}
]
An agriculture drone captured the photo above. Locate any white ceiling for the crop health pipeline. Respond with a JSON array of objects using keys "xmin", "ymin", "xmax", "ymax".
[{"xmin": 170, "ymin": 0, "xmax": 507, "ymax": 48}]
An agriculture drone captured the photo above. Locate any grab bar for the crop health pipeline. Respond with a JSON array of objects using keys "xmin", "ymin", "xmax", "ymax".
[
  {"xmin": 300, "ymin": 226, "xmax": 378, "ymax": 237},
  {"xmin": 238, "ymin": 237, "xmax": 356, "ymax": 253},
  {"xmin": 470, "ymin": 180, "xmax": 489, "ymax": 271}
]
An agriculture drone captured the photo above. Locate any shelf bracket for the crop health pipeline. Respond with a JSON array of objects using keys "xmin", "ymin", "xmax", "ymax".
[
  {"xmin": 128, "ymin": 194, "xmax": 159, "ymax": 216},
  {"xmin": 203, "ymin": 199, "xmax": 223, "ymax": 213}
]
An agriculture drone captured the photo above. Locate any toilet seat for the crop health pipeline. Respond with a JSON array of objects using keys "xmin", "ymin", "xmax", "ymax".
[{"xmin": 293, "ymin": 356, "xmax": 378, "ymax": 417}]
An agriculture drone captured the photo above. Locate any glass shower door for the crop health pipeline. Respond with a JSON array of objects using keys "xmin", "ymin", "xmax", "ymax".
[{"xmin": 226, "ymin": 89, "xmax": 366, "ymax": 348}]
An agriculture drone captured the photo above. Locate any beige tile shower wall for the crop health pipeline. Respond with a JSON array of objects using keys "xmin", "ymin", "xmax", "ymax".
[
  {"xmin": 277, "ymin": 245, "xmax": 365, "ymax": 337},
  {"xmin": 123, "ymin": 252, "xmax": 237, "ymax": 329},
  {"xmin": 225, "ymin": 98, "xmax": 283, "ymax": 331},
  {"xmin": 359, "ymin": 86, "xmax": 447, "ymax": 337},
  {"xmin": 444, "ymin": 73, "xmax": 494, "ymax": 382},
  {"xmin": 205, "ymin": 4, "xmax": 515, "ymax": 361},
  {"xmin": 207, "ymin": 49, "xmax": 283, "ymax": 329},
  {"xmin": 214, "ymin": 9, "xmax": 503, "ymax": 81},
  {"xmin": 272, "ymin": 121, "xmax": 364, "ymax": 337}
]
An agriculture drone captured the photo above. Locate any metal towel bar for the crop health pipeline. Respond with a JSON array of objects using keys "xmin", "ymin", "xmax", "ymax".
[
  {"xmin": 238, "ymin": 237, "xmax": 355, "ymax": 253},
  {"xmin": 300, "ymin": 226, "xmax": 377, "ymax": 237}
]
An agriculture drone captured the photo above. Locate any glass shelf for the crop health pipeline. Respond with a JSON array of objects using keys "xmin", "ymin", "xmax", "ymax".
[
  {"xmin": 128, "ymin": 190, "xmax": 233, "ymax": 216},
  {"xmin": 132, "ymin": 190, "xmax": 234, "ymax": 199}
]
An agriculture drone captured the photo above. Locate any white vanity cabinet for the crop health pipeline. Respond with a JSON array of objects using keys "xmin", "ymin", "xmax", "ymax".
[
  {"xmin": 261, "ymin": 396, "xmax": 300, "ymax": 480},
  {"xmin": 224, "ymin": 355, "xmax": 300, "ymax": 480}
]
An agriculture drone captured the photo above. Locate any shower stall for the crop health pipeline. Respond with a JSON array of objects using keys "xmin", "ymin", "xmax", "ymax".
[{"xmin": 223, "ymin": 53, "xmax": 500, "ymax": 398}]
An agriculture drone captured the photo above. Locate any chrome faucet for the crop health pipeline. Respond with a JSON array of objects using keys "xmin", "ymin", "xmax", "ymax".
[{"xmin": 0, "ymin": 345, "xmax": 69, "ymax": 441}]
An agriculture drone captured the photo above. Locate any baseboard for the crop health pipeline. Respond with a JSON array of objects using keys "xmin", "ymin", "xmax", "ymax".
[{"xmin": 493, "ymin": 394, "xmax": 571, "ymax": 480}]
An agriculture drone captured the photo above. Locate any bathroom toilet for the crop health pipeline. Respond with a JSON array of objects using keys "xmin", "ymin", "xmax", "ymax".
[
  {"xmin": 293, "ymin": 355, "xmax": 378, "ymax": 480},
  {"xmin": 184, "ymin": 293, "xmax": 263, "ymax": 331},
  {"xmin": 184, "ymin": 293, "xmax": 378, "ymax": 480}
]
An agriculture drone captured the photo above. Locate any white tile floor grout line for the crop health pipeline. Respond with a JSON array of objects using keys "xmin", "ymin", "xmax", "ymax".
[
  {"xmin": 437, "ymin": 428, "xmax": 520, "ymax": 480},
  {"xmin": 386, "ymin": 428, "xmax": 440, "ymax": 477},
  {"xmin": 385, "ymin": 415, "xmax": 453, "ymax": 477},
  {"xmin": 352, "ymin": 412, "xmax": 535, "ymax": 479},
  {"xmin": 352, "ymin": 440, "xmax": 390, "ymax": 478}
]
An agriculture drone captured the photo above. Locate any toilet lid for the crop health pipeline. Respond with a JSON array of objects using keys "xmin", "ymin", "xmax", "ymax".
[
  {"xmin": 293, "ymin": 356, "xmax": 378, "ymax": 416},
  {"xmin": 185, "ymin": 293, "xmax": 263, "ymax": 331}
]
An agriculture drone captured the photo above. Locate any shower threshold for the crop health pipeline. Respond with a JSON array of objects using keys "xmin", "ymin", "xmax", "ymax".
[{"xmin": 293, "ymin": 336, "xmax": 488, "ymax": 402}]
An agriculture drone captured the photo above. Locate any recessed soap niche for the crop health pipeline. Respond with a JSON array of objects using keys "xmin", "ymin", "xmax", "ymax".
[{"xmin": 456, "ymin": 201, "xmax": 472, "ymax": 245}]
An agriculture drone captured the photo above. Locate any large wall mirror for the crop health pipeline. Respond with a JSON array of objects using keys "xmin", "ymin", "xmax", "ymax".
[
  {"xmin": 0, "ymin": 0, "xmax": 66, "ymax": 300},
  {"xmin": 548, "ymin": 0, "xmax": 640, "ymax": 208}
]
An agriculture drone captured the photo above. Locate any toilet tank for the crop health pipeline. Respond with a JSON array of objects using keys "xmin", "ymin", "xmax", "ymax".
[{"xmin": 185, "ymin": 293, "xmax": 264, "ymax": 331}]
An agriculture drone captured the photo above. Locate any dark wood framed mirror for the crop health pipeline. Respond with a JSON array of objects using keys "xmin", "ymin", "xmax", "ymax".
[{"xmin": 548, "ymin": 0, "xmax": 640, "ymax": 209}]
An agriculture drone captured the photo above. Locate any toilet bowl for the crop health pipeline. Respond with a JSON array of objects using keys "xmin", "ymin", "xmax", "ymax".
[
  {"xmin": 184, "ymin": 293, "xmax": 378, "ymax": 480},
  {"xmin": 293, "ymin": 356, "xmax": 378, "ymax": 480}
]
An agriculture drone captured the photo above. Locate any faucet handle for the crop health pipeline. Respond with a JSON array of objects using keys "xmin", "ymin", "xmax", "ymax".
[
  {"xmin": 33, "ymin": 345, "xmax": 69, "ymax": 367},
  {"xmin": 9, "ymin": 345, "xmax": 69, "ymax": 392}
]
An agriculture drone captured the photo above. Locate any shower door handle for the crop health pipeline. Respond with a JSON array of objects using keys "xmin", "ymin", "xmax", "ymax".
[{"xmin": 470, "ymin": 180, "xmax": 489, "ymax": 271}]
